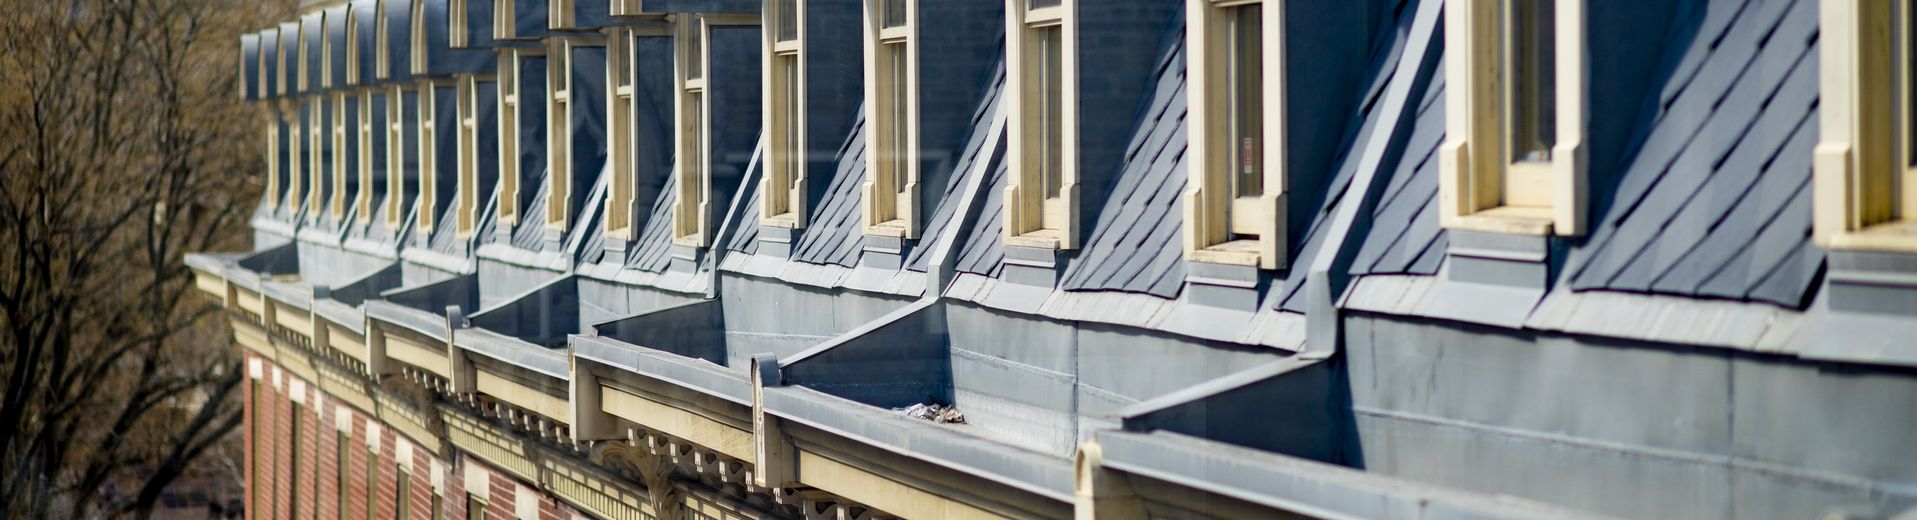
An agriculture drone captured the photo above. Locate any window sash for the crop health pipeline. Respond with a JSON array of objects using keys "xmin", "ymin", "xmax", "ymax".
[{"xmin": 1224, "ymin": 2, "xmax": 1264, "ymax": 238}]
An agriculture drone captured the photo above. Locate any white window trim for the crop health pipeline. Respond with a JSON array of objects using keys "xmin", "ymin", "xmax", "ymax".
[
  {"xmin": 451, "ymin": 0, "xmax": 469, "ymax": 48},
  {"xmin": 861, "ymin": 0, "xmax": 921, "ymax": 239},
  {"xmin": 457, "ymin": 74, "xmax": 483, "ymax": 237},
  {"xmin": 359, "ymin": 90, "xmax": 377, "ymax": 218},
  {"xmin": 498, "ymin": 49, "xmax": 531, "ymax": 226},
  {"xmin": 1438, "ymin": 0, "xmax": 1586, "ymax": 237},
  {"xmin": 547, "ymin": 37, "xmax": 582, "ymax": 231},
  {"xmin": 607, "ymin": 28, "xmax": 639, "ymax": 240},
  {"xmin": 674, "ymin": 16, "xmax": 715, "ymax": 246},
  {"xmin": 1815, "ymin": 0, "xmax": 1917, "ymax": 253},
  {"xmin": 419, "ymin": 79, "xmax": 444, "ymax": 233},
  {"xmin": 267, "ymin": 109, "xmax": 282, "ymax": 210},
  {"xmin": 387, "ymin": 84, "xmax": 408, "ymax": 228},
  {"xmin": 494, "ymin": 0, "xmax": 515, "ymax": 40},
  {"xmin": 346, "ymin": 10, "xmax": 361, "ymax": 86},
  {"xmin": 411, "ymin": 0, "xmax": 429, "ymax": 76},
  {"xmin": 1182, "ymin": 0, "xmax": 1286, "ymax": 269},
  {"xmin": 376, "ymin": 0, "xmax": 391, "ymax": 80},
  {"xmin": 310, "ymin": 98, "xmax": 326, "ymax": 215},
  {"xmin": 762, "ymin": 0, "xmax": 809, "ymax": 228},
  {"xmin": 550, "ymin": 0, "xmax": 576, "ymax": 30},
  {"xmin": 333, "ymin": 92, "xmax": 351, "ymax": 219},
  {"xmin": 322, "ymin": 11, "xmax": 335, "ymax": 89},
  {"xmin": 298, "ymin": 22, "xmax": 313, "ymax": 92},
  {"xmin": 1004, "ymin": 0, "xmax": 1078, "ymax": 250},
  {"xmin": 287, "ymin": 103, "xmax": 305, "ymax": 212}
]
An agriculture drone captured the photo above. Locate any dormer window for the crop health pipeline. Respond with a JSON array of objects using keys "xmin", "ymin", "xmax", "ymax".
[
  {"xmin": 376, "ymin": 1, "xmax": 391, "ymax": 79},
  {"xmin": 266, "ymin": 111, "xmax": 282, "ymax": 210},
  {"xmin": 494, "ymin": 0, "xmax": 515, "ymax": 39},
  {"xmin": 1816, "ymin": 0, "xmax": 1917, "ymax": 252},
  {"xmin": 550, "ymin": 0, "xmax": 575, "ymax": 30},
  {"xmin": 498, "ymin": 50, "xmax": 525, "ymax": 225},
  {"xmin": 457, "ymin": 75, "xmax": 482, "ymax": 237},
  {"xmin": 322, "ymin": 13, "xmax": 335, "ymax": 89},
  {"xmin": 1185, "ymin": 0, "xmax": 1284, "ymax": 269},
  {"xmin": 333, "ymin": 93, "xmax": 351, "ymax": 218},
  {"xmin": 298, "ymin": 22, "xmax": 312, "ymax": 92},
  {"xmin": 346, "ymin": 11, "xmax": 360, "ymax": 85},
  {"xmin": 310, "ymin": 100, "xmax": 326, "ymax": 214},
  {"xmin": 387, "ymin": 85, "xmax": 409, "ymax": 227},
  {"xmin": 607, "ymin": 30, "xmax": 639, "ymax": 239},
  {"xmin": 418, "ymin": 81, "xmax": 442, "ymax": 232},
  {"xmin": 763, "ymin": 0, "xmax": 806, "ymax": 227},
  {"xmin": 358, "ymin": 91, "xmax": 377, "ymax": 218},
  {"xmin": 673, "ymin": 17, "xmax": 712, "ymax": 245},
  {"xmin": 610, "ymin": 0, "xmax": 641, "ymax": 17},
  {"xmin": 1438, "ymin": 0, "xmax": 1585, "ymax": 237},
  {"xmin": 287, "ymin": 105, "xmax": 305, "ymax": 211},
  {"xmin": 547, "ymin": 38, "xmax": 576, "ymax": 230},
  {"xmin": 863, "ymin": 0, "xmax": 918, "ymax": 238},
  {"xmin": 450, "ymin": 0, "xmax": 469, "ymax": 47},
  {"xmin": 410, "ymin": 0, "xmax": 428, "ymax": 75},
  {"xmin": 1004, "ymin": 0, "xmax": 1074, "ymax": 249}
]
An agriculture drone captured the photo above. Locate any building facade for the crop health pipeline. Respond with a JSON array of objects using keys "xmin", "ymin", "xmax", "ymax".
[{"xmin": 188, "ymin": 0, "xmax": 1917, "ymax": 517}]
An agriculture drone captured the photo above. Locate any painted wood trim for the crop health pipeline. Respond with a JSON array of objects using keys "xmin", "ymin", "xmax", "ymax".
[
  {"xmin": 600, "ymin": 383, "xmax": 755, "ymax": 461},
  {"xmin": 796, "ymin": 449, "xmax": 1008, "ymax": 520},
  {"xmin": 476, "ymin": 369, "xmax": 572, "ymax": 424}
]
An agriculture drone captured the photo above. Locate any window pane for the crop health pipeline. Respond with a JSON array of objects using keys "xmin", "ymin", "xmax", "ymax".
[
  {"xmin": 1227, "ymin": 4, "xmax": 1263, "ymax": 201},
  {"xmin": 686, "ymin": 22, "xmax": 704, "ymax": 80},
  {"xmin": 1907, "ymin": 1, "xmax": 1916, "ymax": 168},
  {"xmin": 468, "ymin": 495, "xmax": 486, "ymax": 520},
  {"xmin": 1505, "ymin": 0, "xmax": 1555, "ymax": 162},
  {"xmin": 887, "ymin": 42, "xmax": 909, "ymax": 197},
  {"xmin": 616, "ymin": 38, "xmax": 633, "ymax": 88},
  {"xmin": 690, "ymin": 91, "xmax": 705, "ymax": 195},
  {"xmin": 1028, "ymin": 0, "xmax": 1061, "ymax": 9},
  {"xmin": 778, "ymin": 0, "xmax": 799, "ymax": 42},
  {"xmin": 781, "ymin": 54, "xmax": 802, "ymax": 204},
  {"xmin": 396, "ymin": 469, "xmax": 412, "ymax": 518},
  {"xmin": 1038, "ymin": 25, "xmax": 1063, "ymax": 201},
  {"xmin": 883, "ymin": 0, "xmax": 907, "ymax": 29}
]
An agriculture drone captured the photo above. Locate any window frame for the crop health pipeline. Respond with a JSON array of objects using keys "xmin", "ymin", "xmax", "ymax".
[
  {"xmin": 396, "ymin": 465, "xmax": 413, "ymax": 519},
  {"xmin": 411, "ymin": 0, "xmax": 429, "ymax": 76},
  {"xmin": 762, "ymin": 0, "xmax": 808, "ymax": 228},
  {"xmin": 550, "ymin": 0, "xmax": 576, "ymax": 30},
  {"xmin": 289, "ymin": 402, "xmax": 304, "ymax": 517},
  {"xmin": 1438, "ymin": 0, "xmax": 1586, "ymax": 237},
  {"xmin": 419, "ymin": 79, "xmax": 444, "ymax": 233},
  {"xmin": 267, "ymin": 110, "xmax": 282, "ymax": 210},
  {"xmin": 288, "ymin": 104, "xmax": 306, "ymax": 213},
  {"xmin": 546, "ymin": 37, "xmax": 583, "ymax": 232},
  {"xmin": 673, "ymin": 16, "xmax": 715, "ymax": 246},
  {"xmin": 323, "ymin": 11, "xmax": 336, "ymax": 90},
  {"xmin": 1184, "ymin": 0, "xmax": 1285, "ymax": 269},
  {"xmin": 494, "ymin": 0, "xmax": 515, "ymax": 40},
  {"xmin": 497, "ymin": 49, "xmax": 532, "ymax": 226},
  {"xmin": 861, "ymin": 0, "xmax": 920, "ymax": 238},
  {"xmin": 607, "ymin": 28, "xmax": 640, "ymax": 239},
  {"xmin": 346, "ymin": 10, "xmax": 361, "ymax": 85},
  {"xmin": 1004, "ymin": 0, "xmax": 1077, "ymax": 249},
  {"xmin": 334, "ymin": 92, "xmax": 352, "ymax": 219},
  {"xmin": 360, "ymin": 90, "xmax": 378, "ymax": 219},
  {"xmin": 457, "ymin": 74, "xmax": 485, "ymax": 237},
  {"xmin": 387, "ymin": 84, "xmax": 410, "ymax": 228},
  {"xmin": 311, "ymin": 98, "xmax": 328, "ymax": 215},
  {"xmin": 336, "ymin": 429, "xmax": 350, "ymax": 520},
  {"xmin": 1815, "ymin": 0, "xmax": 1917, "ymax": 252},
  {"xmin": 376, "ymin": 0, "xmax": 392, "ymax": 79},
  {"xmin": 451, "ymin": 0, "xmax": 469, "ymax": 47}
]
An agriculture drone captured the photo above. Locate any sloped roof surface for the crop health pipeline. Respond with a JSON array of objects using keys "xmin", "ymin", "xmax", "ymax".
[
  {"xmin": 1056, "ymin": 38, "xmax": 1190, "ymax": 298},
  {"xmin": 1348, "ymin": 61, "xmax": 1449, "ymax": 278},
  {"xmin": 1566, "ymin": 0, "xmax": 1823, "ymax": 308}
]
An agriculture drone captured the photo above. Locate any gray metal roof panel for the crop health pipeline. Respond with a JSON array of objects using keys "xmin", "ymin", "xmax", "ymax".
[
  {"xmin": 788, "ymin": 114, "xmax": 869, "ymax": 268},
  {"xmin": 906, "ymin": 64, "xmax": 1008, "ymax": 273},
  {"xmin": 1057, "ymin": 34, "xmax": 1188, "ymax": 297},
  {"xmin": 1566, "ymin": 0, "xmax": 1823, "ymax": 308}
]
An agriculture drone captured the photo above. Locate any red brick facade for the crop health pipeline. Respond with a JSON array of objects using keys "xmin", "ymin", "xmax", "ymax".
[{"xmin": 243, "ymin": 351, "xmax": 585, "ymax": 520}]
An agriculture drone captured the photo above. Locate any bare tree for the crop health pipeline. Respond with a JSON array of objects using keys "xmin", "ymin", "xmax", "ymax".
[{"xmin": 0, "ymin": 0, "xmax": 285, "ymax": 516}]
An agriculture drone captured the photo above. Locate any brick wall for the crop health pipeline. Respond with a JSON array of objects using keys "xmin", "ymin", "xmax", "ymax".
[{"xmin": 242, "ymin": 353, "xmax": 585, "ymax": 520}]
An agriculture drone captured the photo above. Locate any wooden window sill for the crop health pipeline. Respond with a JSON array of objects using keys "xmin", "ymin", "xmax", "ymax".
[
  {"xmin": 1189, "ymin": 239, "xmax": 1262, "ymax": 267},
  {"xmin": 1005, "ymin": 229, "xmax": 1064, "ymax": 249},
  {"xmin": 1450, "ymin": 205, "xmax": 1555, "ymax": 236},
  {"xmin": 1832, "ymin": 220, "xmax": 1917, "ymax": 254},
  {"xmin": 762, "ymin": 213, "xmax": 801, "ymax": 229},
  {"xmin": 866, "ymin": 219, "xmax": 909, "ymax": 238}
]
